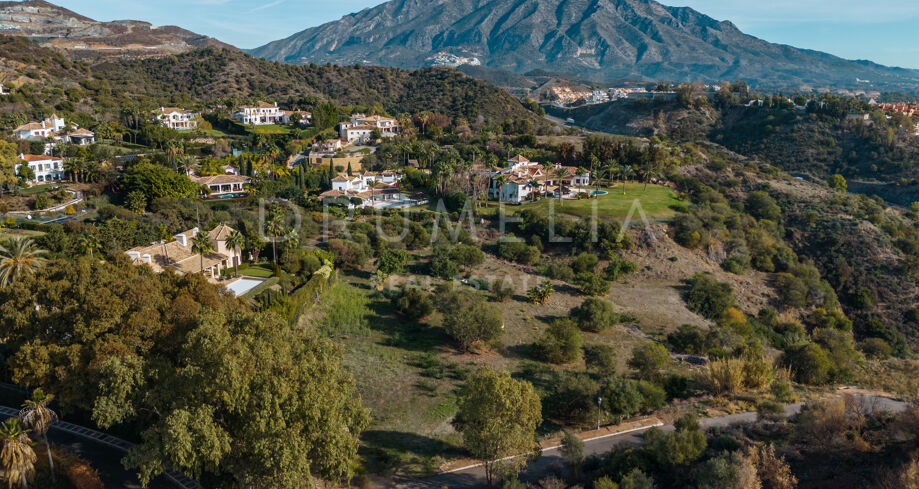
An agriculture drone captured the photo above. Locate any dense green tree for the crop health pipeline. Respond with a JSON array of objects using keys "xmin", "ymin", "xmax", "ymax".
[
  {"xmin": 436, "ymin": 287, "xmax": 504, "ymax": 351},
  {"xmin": 628, "ymin": 343, "xmax": 670, "ymax": 380},
  {"xmin": 571, "ymin": 297, "xmax": 618, "ymax": 332},
  {"xmin": 121, "ymin": 162, "xmax": 198, "ymax": 201},
  {"xmin": 455, "ymin": 367, "xmax": 542, "ymax": 486},
  {"xmin": 532, "ymin": 319, "xmax": 582, "ymax": 364},
  {"xmin": 0, "ymin": 258, "xmax": 370, "ymax": 489}
]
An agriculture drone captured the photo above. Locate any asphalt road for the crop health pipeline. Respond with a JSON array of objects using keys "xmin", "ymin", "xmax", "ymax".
[
  {"xmin": 46, "ymin": 429, "xmax": 174, "ymax": 489},
  {"xmin": 394, "ymin": 394, "xmax": 909, "ymax": 489}
]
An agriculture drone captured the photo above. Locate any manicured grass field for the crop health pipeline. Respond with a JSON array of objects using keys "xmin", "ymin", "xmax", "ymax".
[
  {"xmin": 224, "ymin": 263, "xmax": 275, "ymax": 278},
  {"xmin": 20, "ymin": 183, "xmax": 63, "ymax": 196},
  {"xmin": 0, "ymin": 229, "xmax": 46, "ymax": 240},
  {"xmin": 520, "ymin": 184, "xmax": 684, "ymax": 221},
  {"xmin": 246, "ymin": 124, "xmax": 291, "ymax": 135}
]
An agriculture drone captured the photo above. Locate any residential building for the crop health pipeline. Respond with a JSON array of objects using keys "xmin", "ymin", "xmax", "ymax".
[
  {"xmin": 15, "ymin": 154, "xmax": 65, "ymax": 184},
  {"xmin": 232, "ymin": 102, "xmax": 309, "ymax": 126},
  {"xmin": 126, "ymin": 224, "xmax": 242, "ymax": 279},
  {"xmin": 156, "ymin": 107, "xmax": 200, "ymax": 130},
  {"xmin": 189, "ymin": 174, "xmax": 250, "ymax": 199},
  {"xmin": 13, "ymin": 114, "xmax": 65, "ymax": 141},
  {"xmin": 311, "ymin": 139, "xmax": 344, "ymax": 154},
  {"xmin": 339, "ymin": 114, "xmax": 399, "ymax": 144},
  {"xmin": 62, "ymin": 128, "xmax": 95, "ymax": 146},
  {"xmin": 331, "ymin": 171, "xmax": 401, "ymax": 193},
  {"xmin": 488, "ymin": 155, "xmax": 590, "ymax": 203}
]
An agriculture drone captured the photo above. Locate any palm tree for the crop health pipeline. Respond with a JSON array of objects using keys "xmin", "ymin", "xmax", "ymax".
[
  {"xmin": 0, "ymin": 238, "xmax": 47, "ymax": 287},
  {"xmin": 493, "ymin": 173, "xmax": 509, "ymax": 202},
  {"xmin": 265, "ymin": 210, "xmax": 286, "ymax": 264},
  {"xmin": 190, "ymin": 232, "xmax": 215, "ymax": 275},
  {"xmin": 369, "ymin": 180, "xmax": 382, "ymax": 205},
  {"xmin": 224, "ymin": 229, "xmax": 245, "ymax": 277},
  {"xmin": 0, "ymin": 418, "xmax": 36, "ymax": 489},
  {"xmin": 77, "ymin": 233, "xmax": 100, "ymax": 259},
  {"xmin": 19, "ymin": 390, "xmax": 57, "ymax": 484},
  {"xmin": 554, "ymin": 167, "xmax": 568, "ymax": 202},
  {"xmin": 620, "ymin": 165, "xmax": 634, "ymax": 195},
  {"xmin": 283, "ymin": 234, "xmax": 300, "ymax": 267}
]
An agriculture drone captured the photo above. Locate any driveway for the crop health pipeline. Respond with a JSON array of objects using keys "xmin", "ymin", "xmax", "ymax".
[{"xmin": 46, "ymin": 429, "xmax": 174, "ymax": 489}]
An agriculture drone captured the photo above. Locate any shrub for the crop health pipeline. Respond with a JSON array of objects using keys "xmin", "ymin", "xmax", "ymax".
[
  {"xmin": 600, "ymin": 377, "xmax": 644, "ymax": 422},
  {"xmin": 544, "ymin": 372, "xmax": 599, "ymax": 425},
  {"xmin": 437, "ymin": 288, "xmax": 504, "ymax": 351},
  {"xmin": 619, "ymin": 468, "xmax": 655, "ymax": 489},
  {"xmin": 394, "ymin": 288, "xmax": 434, "ymax": 321},
  {"xmin": 498, "ymin": 238, "xmax": 540, "ymax": 265},
  {"xmin": 627, "ymin": 343, "xmax": 670, "ymax": 380},
  {"xmin": 572, "ymin": 252, "xmax": 599, "ymax": 273},
  {"xmin": 542, "ymin": 262, "xmax": 575, "ymax": 282},
  {"xmin": 663, "ymin": 374, "xmax": 694, "ymax": 400},
  {"xmin": 492, "ymin": 278, "xmax": 516, "ymax": 302},
  {"xmin": 527, "ymin": 280, "xmax": 554, "ymax": 305},
  {"xmin": 33, "ymin": 192, "xmax": 51, "ymax": 210},
  {"xmin": 636, "ymin": 381, "xmax": 666, "ymax": 410},
  {"xmin": 756, "ymin": 400, "xmax": 785, "ymax": 422},
  {"xmin": 571, "ymin": 297, "xmax": 618, "ymax": 332},
  {"xmin": 375, "ymin": 249, "xmax": 410, "ymax": 276},
  {"xmin": 860, "ymin": 337, "xmax": 892, "ymax": 359},
  {"xmin": 697, "ymin": 451, "xmax": 760, "ymax": 489},
  {"xmin": 450, "ymin": 244, "xmax": 485, "ymax": 270},
  {"xmin": 746, "ymin": 190, "xmax": 782, "ymax": 221},
  {"xmin": 667, "ymin": 324, "xmax": 716, "ymax": 355},
  {"xmin": 583, "ymin": 344, "xmax": 617, "ymax": 376},
  {"xmin": 782, "ymin": 342, "xmax": 833, "ymax": 385},
  {"xmin": 645, "ymin": 414, "xmax": 706, "ymax": 466},
  {"xmin": 430, "ymin": 247, "xmax": 460, "ymax": 279},
  {"xmin": 685, "ymin": 274, "xmax": 734, "ymax": 319},
  {"xmin": 604, "ymin": 257, "xmax": 639, "ymax": 281},
  {"xmin": 328, "ymin": 238, "xmax": 368, "ymax": 270},
  {"xmin": 532, "ymin": 319, "xmax": 583, "ymax": 364},
  {"xmin": 574, "ymin": 272, "xmax": 611, "ymax": 296}
]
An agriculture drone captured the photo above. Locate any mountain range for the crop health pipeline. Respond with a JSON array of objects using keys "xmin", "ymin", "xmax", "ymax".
[
  {"xmin": 250, "ymin": 0, "xmax": 919, "ymax": 91},
  {"xmin": 0, "ymin": 0, "xmax": 237, "ymax": 58}
]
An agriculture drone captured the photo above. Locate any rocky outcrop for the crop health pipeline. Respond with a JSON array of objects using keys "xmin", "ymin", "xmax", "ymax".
[
  {"xmin": 0, "ymin": 0, "xmax": 237, "ymax": 58},
  {"xmin": 250, "ymin": 0, "xmax": 919, "ymax": 91}
]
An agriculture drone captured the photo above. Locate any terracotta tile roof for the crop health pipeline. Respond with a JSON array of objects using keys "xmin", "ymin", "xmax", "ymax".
[
  {"xmin": 14, "ymin": 121, "xmax": 51, "ymax": 132},
  {"xmin": 20, "ymin": 154, "xmax": 63, "ymax": 162},
  {"xmin": 190, "ymin": 174, "xmax": 250, "ymax": 185}
]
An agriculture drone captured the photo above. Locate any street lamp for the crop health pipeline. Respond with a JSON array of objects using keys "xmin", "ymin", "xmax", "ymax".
[{"xmin": 597, "ymin": 397, "xmax": 603, "ymax": 431}]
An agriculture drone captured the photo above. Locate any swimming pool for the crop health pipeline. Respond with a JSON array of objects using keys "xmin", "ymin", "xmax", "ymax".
[{"xmin": 225, "ymin": 277, "xmax": 266, "ymax": 297}]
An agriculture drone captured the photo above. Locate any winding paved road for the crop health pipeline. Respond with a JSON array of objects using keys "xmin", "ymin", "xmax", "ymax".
[{"xmin": 395, "ymin": 393, "xmax": 909, "ymax": 489}]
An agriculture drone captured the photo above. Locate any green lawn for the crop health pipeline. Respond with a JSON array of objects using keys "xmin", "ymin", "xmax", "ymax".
[
  {"xmin": 224, "ymin": 263, "xmax": 275, "ymax": 278},
  {"xmin": 246, "ymin": 124, "xmax": 291, "ymax": 135},
  {"xmin": 507, "ymin": 183, "xmax": 684, "ymax": 222},
  {"xmin": 0, "ymin": 229, "xmax": 45, "ymax": 240},
  {"xmin": 20, "ymin": 183, "xmax": 63, "ymax": 196}
]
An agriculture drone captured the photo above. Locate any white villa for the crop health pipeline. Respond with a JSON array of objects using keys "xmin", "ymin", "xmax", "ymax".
[
  {"xmin": 322, "ymin": 171, "xmax": 405, "ymax": 207},
  {"xmin": 156, "ymin": 107, "xmax": 200, "ymax": 130},
  {"xmin": 233, "ymin": 102, "xmax": 311, "ymax": 126},
  {"xmin": 488, "ymin": 155, "xmax": 590, "ymax": 204},
  {"xmin": 339, "ymin": 114, "xmax": 400, "ymax": 144},
  {"xmin": 15, "ymin": 154, "xmax": 65, "ymax": 184},
  {"xmin": 13, "ymin": 115, "xmax": 94, "ymax": 150},
  {"xmin": 189, "ymin": 174, "xmax": 251, "ymax": 199},
  {"xmin": 126, "ymin": 224, "xmax": 242, "ymax": 279},
  {"xmin": 311, "ymin": 139, "xmax": 345, "ymax": 154}
]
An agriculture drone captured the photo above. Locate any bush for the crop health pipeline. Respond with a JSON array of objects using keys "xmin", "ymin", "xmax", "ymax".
[
  {"xmin": 544, "ymin": 372, "xmax": 599, "ymax": 425},
  {"xmin": 782, "ymin": 342, "xmax": 833, "ymax": 385},
  {"xmin": 571, "ymin": 297, "xmax": 618, "ymax": 332},
  {"xmin": 437, "ymin": 287, "xmax": 504, "ymax": 351},
  {"xmin": 542, "ymin": 262, "xmax": 575, "ymax": 282},
  {"xmin": 450, "ymin": 244, "xmax": 485, "ymax": 270},
  {"xmin": 527, "ymin": 280, "xmax": 554, "ymax": 305},
  {"xmin": 757, "ymin": 400, "xmax": 785, "ymax": 422},
  {"xmin": 583, "ymin": 344, "xmax": 617, "ymax": 376},
  {"xmin": 328, "ymin": 238, "xmax": 368, "ymax": 270},
  {"xmin": 33, "ymin": 192, "xmax": 51, "ymax": 210},
  {"xmin": 636, "ymin": 381, "xmax": 666, "ymax": 410},
  {"xmin": 572, "ymin": 252, "xmax": 599, "ymax": 273},
  {"xmin": 697, "ymin": 451, "xmax": 759, "ymax": 489},
  {"xmin": 430, "ymin": 247, "xmax": 460, "ymax": 279},
  {"xmin": 375, "ymin": 249, "xmax": 409, "ymax": 276},
  {"xmin": 574, "ymin": 272, "xmax": 611, "ymax": 296},
  {"xmin": 394, "ymin": 288, "xmax": 434, "ymax": 321},
  {"xmin": 746, "ymin": 190, "xmax": 782, "ymax": 222},
  {"xmin": 664, "ymin": 374, "xmax": 695, "ymax": 400},
  {"xmin": 492, "ymin": 278, "xmax": 516, "ymax": 302},
  {"xmin": 600, "ymin": 377, "xmax": 644, "ymax": 422},
  {"xmin": 685, "ymin": 274, "xmax": 734, "ymax": 319},
  {"xmin": 604, "ymin": 257, "xmax": 638, "ymax": 281},
  {"xmin": 498, "ymin": 238, "xmax": 540, "ymax": 265},
  {"xmin": 627, "ymin": 343, "xmax": 670, "ymax": 380},
  {"xmin": 860, "ymin": 337, "xmax": 892, "ymax": 359},
  {"xmin": 532, "ymin": 319, "xmax": 583, "ymax": 364}
]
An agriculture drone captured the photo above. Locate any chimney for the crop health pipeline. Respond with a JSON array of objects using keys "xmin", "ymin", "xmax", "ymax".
[
  {"xmin": 192, "ymin": 227, "xmax": 199, "ymax": 237},
  {"xmin": 175, "ymin": 234, "xmax": 187, "ymax": 247},
  {"xmin": 142, "ymin": 254, "xmax": 152, "ymax": 264}
]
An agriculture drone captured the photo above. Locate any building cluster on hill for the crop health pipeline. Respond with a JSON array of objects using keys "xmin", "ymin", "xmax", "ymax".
[
  {"xmin": 126, "ymin": 224, "xmax": 242, "ymax": 279},
  {"xmin": 339, "ymin": 114, "xmax": 400, "ymax": 144},
  {"xmin": 232, "ymin": 101, "xmax": 311, "ymax": 126}
]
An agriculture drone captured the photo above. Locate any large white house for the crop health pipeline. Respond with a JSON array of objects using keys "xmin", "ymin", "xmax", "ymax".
[
  {"xmin": 156, "ymin": 107, "xmax": 200, "ymax": 130},
  {"xmin": 16, "ymin": 154, "xmax": 65, "ymax": 184},
  {"xmin": 13, "ymin": 115, "xmax": 65, "ymax": 140},
  {"xmin": 488, "ymin": 155, "xmax": 590, "ymax": 203},
  {"xmin": 13, "ymin": 115, "xmax": 94, "ymax": 150},
  {"xmin": 331, "ymin": 171, "xmax": 402, "ymax": 193},
  {"xmin": 339, "ymin": 114, "xmax": 400, "ymax": 144},
  {"xmin": 232, "ymin": 102, "xmax": 311, "ymax": 126},
  {"xmin": 189, "ymin": 174, "xmax": 251, "ymax": 199}
]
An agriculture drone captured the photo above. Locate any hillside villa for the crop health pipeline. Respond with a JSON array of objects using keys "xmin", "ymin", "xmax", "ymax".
[
  {"xmin": 339, "ymin": 114, "xmax": 400, "ymax": 144},
  {"xmin": 233, "ymin": 102, "xmax": 312, "ymax": 126},
  {"xmin": 126, "ymin": 224, "xmax": 242, "ymax": 279},
  {"xmin": 488, "ymin": 155, "xmax": 590, "ymax": 203},
  {"xmin": 189, "ymin": 173, "xmax": 251, "ymax": 199},
  {"xmin": 321, "ymin": 171, "xmax": 409, "ymax": 207},
  {"xmin": 156, "ymin": 107, "xmax": 200, "ymax": 130},
  {"xmin": 15, "ymin": 154, "xmax": 65, "ymax": 184},
  {"xmin": 13, "ymin": 114, "xmax": 94, "ymax": 150}
]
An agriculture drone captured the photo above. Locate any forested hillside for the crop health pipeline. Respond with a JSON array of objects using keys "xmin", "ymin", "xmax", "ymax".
[{"xmin": 0, "ymin": 37, "xmax": 537, "ymax": 123}]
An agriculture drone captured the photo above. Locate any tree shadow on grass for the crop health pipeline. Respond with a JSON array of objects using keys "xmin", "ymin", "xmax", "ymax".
[
  {"xmin": 359, "ymin": 430, "xmax": 466, "ymax": 476},
  {"xmin": 366, "ymin": 297, "xmax": 451, "ymax": 352}
]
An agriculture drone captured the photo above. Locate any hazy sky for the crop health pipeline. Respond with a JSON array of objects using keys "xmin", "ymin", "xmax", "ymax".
[{"xmin": 54, "ymin": 0, "xmax": 919, "ymax": 68}]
